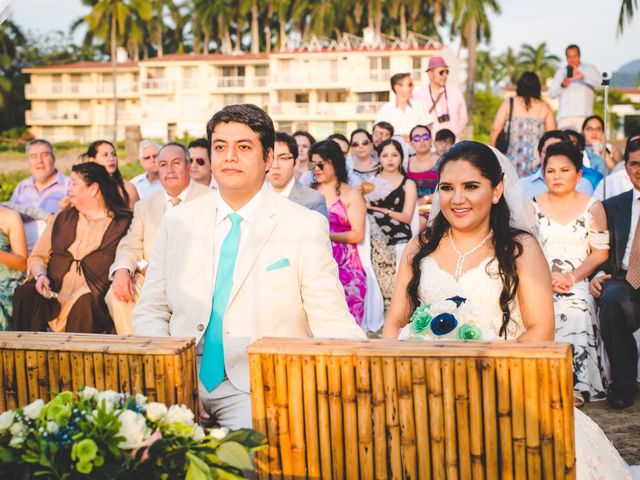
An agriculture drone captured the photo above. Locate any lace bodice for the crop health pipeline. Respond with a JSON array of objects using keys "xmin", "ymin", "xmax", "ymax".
[{"xmin": 418, "ymin": 256, "xmax": 525, "ymax": 339}]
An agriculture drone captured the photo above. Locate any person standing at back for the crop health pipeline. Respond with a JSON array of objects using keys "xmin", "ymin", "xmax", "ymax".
[
  {"xmin": 490, "ymin": 72, "xmax": 556, "ymax": 177},
  {"xmin": 548, "ymin": 44, "xmax": 601, "ymax": 131}
]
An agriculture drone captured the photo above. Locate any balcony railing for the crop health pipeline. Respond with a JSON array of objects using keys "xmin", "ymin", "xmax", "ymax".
[
  {"xmin": 26, "ymin": 110, "xmax": 90, "ymax": 124},
  {"xmin": 369, "ymin": 69, "xmax": 390, "ymax": 82},
  {"xmin": 26, "ymin": 83, "xmax": 138, "ymax": 97},
  {"xmin": 269, "ymin": 102, "xmax": 386, "ymax": 116},
  {"xmin": 270, "ymin": 72, "xmax": 339, "ymax": 85},
  {"xmin": 142, "ymin": 79, "xmax": 173, "ymax": 91}
]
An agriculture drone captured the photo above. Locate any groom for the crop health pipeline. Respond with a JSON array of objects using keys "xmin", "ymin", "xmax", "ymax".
[
  {"xmin": 589, "ymin": 135, "xmax": 640, "ymax": 409},
  {"xmin": 132, "ymin": 104, "xmax": 366, "ymax": 428}
]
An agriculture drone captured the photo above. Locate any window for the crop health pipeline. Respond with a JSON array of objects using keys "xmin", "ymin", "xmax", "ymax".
[
  {"xmin": 222, "ymin": 66, "xmax": 245, "ymax": 77},
  {"xmin": 255, "ymin": 65, "xmax": 268, "ymax": 77},
  {"xmin": 369, "ymin": 56, "xmax": 390, "ymax": 71},
  {"xmin": 224, "ymin": 94, "xmax": 245, "ymax": 104},
  {"xmin": 295, "ymin": 93, "xmax": 309, "ymax": 104}
]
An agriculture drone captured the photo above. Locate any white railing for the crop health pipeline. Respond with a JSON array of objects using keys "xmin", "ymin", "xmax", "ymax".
[
  {"xmin": 369, "ymin": 69, "xmax": 390, "ymax": 82},
  {"xmin": 142, "ymin": 78, "xmax": 173, "ymax": 90},
  {"xmin": 253, "ymin": 76, "xmax": 269, "ymax": 87},
  {"xmin": 269, "ymin": 102, "xmax": 385, "ymax": 116},
  {"xmin": 271, "ymin": 72, "xmax": 339, "ymax": 85},
  {"xmin": 216, "ymin": 76, "xmax": 246, "ymax": 88},
  {"xmin": 26, "ymin": 110, "xmax": 90, "ymax": 123},
  {"xmin": 26, "ymin": 83, "xmax": 138, "ymax": 96}
]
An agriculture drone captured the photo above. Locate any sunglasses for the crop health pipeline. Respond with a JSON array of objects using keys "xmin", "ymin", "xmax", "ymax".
[
  {"xmin": 412, "ymin": 134, "xmax": 431, "ymax": 142},
  {"xmin": 312, "ymin": 161, "xmax": 329, "ymax": 171},
  {"xmin": 436, "ymin": 69, "xmax": 449, "ymax": 76},
  {"xmin": 351, "ymin": 140, "xmax": 371, "ymax": 148},
  {"xmin": 193, "ymin": 157, "xmax": 206, "ymax": 166}
]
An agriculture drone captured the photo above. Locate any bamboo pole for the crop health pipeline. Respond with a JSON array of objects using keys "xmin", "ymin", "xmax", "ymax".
[
  {"xmin": 302, "ymin": 355, "xmax": 321, "ymax": 478},
  {"xmin": 14, "ymin": 351, "xmax": 27, "ymax": 406},
  {"xmin": 495, "ymin": 358, "xmax": 513, "ymax": 480},
  {"xmin": 370, "ymin": 357, "xmax": 388, "ymax": 480},
  {"xmin": 105, "ymin": 353, "xmax": 119, "ymax": 391},
  {"xmin": 467, "ymin": 359, "xmax": 484, "ymax": 480},
  {"xmin": 355, "ymin": 357, "xmax": 374, "ymax": 480},
  {"xmin": 454, "ymin": 358, "xmax": 471, "ymax": 479},
  {"xmin": 58, "ymin": 352, "xmax": 72, "ymax": 392},
  {"xmin": 4, "ymin": 351, "xmax": 18, "ymax": 409},
  {"xmin": 0, "ymin": 350, "xmax": 5, "ymax": 411},
  {"xmin": 47, "ymin": 351, "xmax": 60, "ymax": 395},
  {"xmin": 262, "ymin": 354, "xmax": 282, "ymax": 478},
  {"xmin": 70, "ymin": 352, "xmax": 84, "ymax": 394},
  {"xmin": 327, "ymin": 356, "xmax": 345, "ymax": 480},
  {"xmin": 396, "ymin": 358, "xmax": 417, "ymax": 479},
  {"xmin": 480, "ymin": 359, "xmax": 498, "ymax": 480},
  {"xmin": 425, "ymin": 359, "xmax": 445, "ymax": 480},
  {"xmin": 93, "ymin": 353, "xmax": 105, "ymax": 391},
  {"xmin": 412, "ymin": 358, "xmax": 431, "ymax": 480},
  {"xmin": 383, "ymin": 357, "xmax": 402, "ymax": 480},
  {"xmin": 441, "ymin": 359, "xmax": 458, "ymax": 479},
  {"xmin": 172, "ymin": 352, "xmax": 184, "ymax": 406},
  {"xmin": 274, "ymin": 354, "xmax": 292, "ymax": 478},
  {"xmin": 249, "ymin": 354, "xmax": 269, "ymax": 480},
  {"xmin": 550, "ymin": 358, "xmax": 567, "ymax": 480},
  {"xmin": 143, "ymin": 354, "xmax": 156, "ymax": 401},
  {"xmin": 26, "ymin": 351, "xmax": 39, "ymax": 403},
  {"xmin": 129, "ymin": 355, "xmax": 144, "ymax": 400},
  {"xmin": 315, "ymin": 354, "xmax": 332, "ymax": 480},
  {"xmin": 341, "ymin": 356, "xmax": 359, "ymax": 480},
  {"xmin": 286, "ymin": 355, "xmax": 306, "ymax": 479},
  {"xmin": 523, "ymin": 358, "xmax": 541, "ymax": 478},
  {"xmin": 560, "ymin": 351, "xmax": 576, "ymax": 479},
  {"xmin": 83, "ymin": 353, "xmax": 94, "ymax": 389},
  {"xmin": 37, "ymin": 351, "xmax": 49, "ymax": 401},
  {"xmin": 509, "ymin": 359, "xmax": 526, "ymax": 479},
  {"xmin": 163, "ymin": 355, "xmax": 176, "ymax": 405},
  {"xmin": 537, "ymin": 359, "xmax": 554, "ymax": 479}
]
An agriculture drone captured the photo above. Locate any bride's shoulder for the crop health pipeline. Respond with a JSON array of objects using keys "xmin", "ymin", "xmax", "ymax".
[{"xmin": 514, "ymin": 232, "xmax": 546, "ymax": 264}]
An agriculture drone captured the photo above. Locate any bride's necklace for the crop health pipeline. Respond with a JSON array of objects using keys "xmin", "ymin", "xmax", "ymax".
[{"xmin": 449, "ymin": 229, "xmax": 493, "ymax": 280}]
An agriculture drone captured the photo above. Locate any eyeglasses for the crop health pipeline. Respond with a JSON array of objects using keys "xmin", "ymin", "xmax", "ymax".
[
  {"xmin": 193, "ymin": 157, "xmax": 207, "ymax": 166},
  {"xmin": 312, "ymin": 161, "xmax": 329, "ymax": 171},
  {"xmin": 351, "ymin": 140, "xmax": 371, "ymax": 148},
  {"xmin": 435, "ymin": 69, "xmax": 449, "ymax": 76},
  {"xmin": 276, "ymin": 155, "xmax": 295, "ymax": 162},
  {"xmin": 411, "ymin": 134, "xmax": 431, "ymax": 142}
]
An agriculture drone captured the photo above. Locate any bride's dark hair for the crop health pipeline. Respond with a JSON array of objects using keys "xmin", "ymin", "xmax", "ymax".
[{"xmin": 407, "ymin": 141, "xmax": 529, "ymax": 338}]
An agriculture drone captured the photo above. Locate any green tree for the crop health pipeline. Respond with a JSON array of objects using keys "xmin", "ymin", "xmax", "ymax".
[
  {"xmin": 517, "ymin": 42, "xmax": 560, "ymax": 85},
  {"xmin": 618, "ymin": 0, "xmax": 638, "ymax": 33},
  {"xmin": 0, "ymin": 20, "xmax": 25, "ymax": 110}
]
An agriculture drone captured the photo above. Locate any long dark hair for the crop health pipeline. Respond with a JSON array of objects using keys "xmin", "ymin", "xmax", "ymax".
[
  {"xmin": 310, "ymin": 140, "xmax": 349, "ymax": 196},
  {"xmin": 80, "ymin": 140, "xmax": 129, "ymax": 206},
  {"xmin": 71, "ymin": 162, "xmax": 130, "ymax": 219},
  {"xmin": 406, "ymin": 141, "xmax": 529, "ymax": 339},
  {"xmin": 516, "ymin": 71, "xmax": 541, "ymax": 110},
  {"xmin": 376, "ymin": 139, "xmax": 406, "ymax": 175}
]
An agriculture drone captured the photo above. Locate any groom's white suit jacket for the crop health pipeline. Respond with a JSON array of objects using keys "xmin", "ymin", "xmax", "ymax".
[{"xmin": 132, "ymin": 187, "xmax": 366, "ymax": 392}]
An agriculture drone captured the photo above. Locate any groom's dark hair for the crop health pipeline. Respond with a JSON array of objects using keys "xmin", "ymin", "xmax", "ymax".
[{"xmin": 206, "ymin": 104, "xmax": 275, "ymax": 160}]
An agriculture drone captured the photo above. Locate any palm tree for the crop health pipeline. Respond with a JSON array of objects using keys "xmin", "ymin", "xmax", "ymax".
[
  {"xmin": 0, "ymin": 20, "xmax": 25, "ymax": 109},
  {"xmin": 618, "ymin": 0, "xmax": 638, "ymax": 33},
  {"xmin": 451, "ymin": 0, "xmax": 501, "ymax": 127},
  {"xmin": 82, "ymin": 0, "xmax": 152, "ymax": 142},
  {"xmin": 517, "ymin": 42, "xmax": 560, "ymax": 85},
  {"xmin": 498, "ymin": 46, "xmax": 518, "ymax": 85}
]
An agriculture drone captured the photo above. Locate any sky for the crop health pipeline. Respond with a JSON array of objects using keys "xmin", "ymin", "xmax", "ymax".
[{"xmin": 6, "ymin": 0, "xmax": 640, "ymax": 71}]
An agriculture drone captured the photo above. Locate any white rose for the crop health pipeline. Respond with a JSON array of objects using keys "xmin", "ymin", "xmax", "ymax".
[
  {"xmin": 47, "ymin": 421, "xmax": 59, "ymax": 434},
  {"xmin": 117, "ymin": 410, "xmax": 150, "ymax": 450},
  {"xmin": 145, "ymin": 402, "xmax": 168, "ymax": 422},
  {"xmin": 135, "ymin": 394, "xmax": 148, "ymax": 409},
  {"xmin": 209, "ymin": 427, "xmax": 229, "ymax": 440},
  {"xmin": 0, "ymin": 411, "xmax": 15, "ymax": 432},
  {"xmin": 79, "ymin": 386, "xmax": 98, "ymax": 401},
  {"xmin": 10, "ymin": 421, "xmax": 26, "ymax": 438},
  {"xmin": 193, "ymin": 425, "xmax": 205, "ymax": 441},
  {"xmin": 23, "ymin": 399, "xmax": 45, "ymax": 420},
  {"xmin": 96, "ymin": 390, "xmax": 121, "ymax": 413},
  {"xmin": 165, "ymin": 405, "xmax": 194, "ymax": 427}
]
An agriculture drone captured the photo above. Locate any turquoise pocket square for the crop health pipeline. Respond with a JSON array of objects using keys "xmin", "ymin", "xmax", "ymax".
[{"xmin": 266, "ymin": 258, "xmax": 290, "ymax": 271}]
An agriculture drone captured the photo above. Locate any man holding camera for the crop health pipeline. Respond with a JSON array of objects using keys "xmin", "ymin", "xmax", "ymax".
[
  {"xmin": 414, "ymin": 56, "xmax": 468, "ymax": 138},
  {"xmin": 549, "ymin": 44, "xmax": 601, "ymax": 131}
]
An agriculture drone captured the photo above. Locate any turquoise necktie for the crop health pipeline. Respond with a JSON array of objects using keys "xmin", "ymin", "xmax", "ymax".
[{"xmin": 200, "ymin": 212, "xmax": 243, "ymax": 392}]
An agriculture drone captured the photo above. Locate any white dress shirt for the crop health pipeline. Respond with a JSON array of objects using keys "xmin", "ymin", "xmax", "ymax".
[
  {"xmin": 163, "ymin": 181, "xmax": 193, "ymax": 209},
  {"xmin": 593, "ymin": 169, "xmax": 633, "ymax": 201},
  {"xmin": 548, "ymin": 62, "xmax": 601, "ymax": 120},
  {"xmin": 621, "ymin": 188, "xmax": 640, "ymax": 270},
  {"xmin": 131, "ymin": 173, "xmax": 162, "ymax": 200},
  {"xmin": 375, "ymin": 100, "xmax": 432, "ymax": 137},
  {"xmin": 212, "ymin": 183, "xmax": 266, "ymax": 286}
]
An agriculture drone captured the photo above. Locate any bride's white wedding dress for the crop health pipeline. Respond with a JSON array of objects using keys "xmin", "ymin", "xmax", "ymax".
[{"xmin": 417, "ymin": 255, "xmax": 634, "ymax": 480}]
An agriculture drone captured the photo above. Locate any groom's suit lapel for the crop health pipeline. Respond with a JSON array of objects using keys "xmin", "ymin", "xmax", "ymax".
[
  {"xmin": 614, "ymin": 190, "xmax": 633, "ymax": 270},
  {"xmin": 198, "ymin": 194, "xmax": 217, "ymax": 299}
]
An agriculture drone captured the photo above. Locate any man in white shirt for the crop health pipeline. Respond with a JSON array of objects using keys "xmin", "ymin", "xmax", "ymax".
[
  {"xmin": 375, "ymin": 73, "xmax": 431, "ymax": 142},
  {"xmin": 589, "ymin": 136, "xmax": 640, "ymax": 409},
  {"xmin": 414, "ymin": 56, "xmax": 468, "ymax": 138},
  {"xmin": 267, "ymin": 132, "xmax": 328, "ymax": 217},
  {"xmin": 130, "ymin": 140, "xmax": 162, "ymax": 199},
  {"xmin": 132, "ymin": 105, "xmax": 365, "ymax": 429},
  {"xmin": 106, "ymin": 143, "xmax": 212, "ymax": 333},
  {"xmin": 548, "ymin": 44, "xmax": 601, "ymax": 131}
]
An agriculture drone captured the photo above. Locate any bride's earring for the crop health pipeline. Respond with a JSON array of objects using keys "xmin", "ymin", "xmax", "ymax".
[{"xmin": 492, "ymin": 196, "xmax": 499, "ymax": 204}]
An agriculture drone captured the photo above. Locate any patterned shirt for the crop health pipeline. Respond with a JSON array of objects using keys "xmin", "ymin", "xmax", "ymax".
[{"xmin": 10, "ymin": 170, "xmax": 70, "ymax": 214}]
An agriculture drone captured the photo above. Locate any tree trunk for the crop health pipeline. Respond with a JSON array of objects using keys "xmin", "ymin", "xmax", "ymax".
[
  {"xmin": 265, "ymin": 4, "xmax": 273, "ymax": 52},
  {"xmin": 465, "ymin": 19, "xmax": 478, "ymax": 131},
  {"xmin": 278, "ymin": 22, "xmax": 286, "ymax": 50},
  {"xmin": 251, "ymin": 1, "xmax": 260, "ymax": 53},
  {"xmin": 203, "ymin": 32, "xmax": 209, "ymax": 53},
  {"xmin": 400, "ymin": 5, "xmax": 407, "ymax": 40},
  {"xmin": 111, "ymin": 8, "xmax": 118, "ymax": 144},
  {"xmin": 375, "ymin": 1, "xmax": 383, "ymax": 37},
  {"xmin": 433, "ymin": 0, "xmax": 442, "ymax": 28},
  {"xmin": 156, "ymin": 26, "xmax": 163, "ymax": 57},
  {"xmin": 235, "ymin": 20, "xmax": 242, "ymax": 50}
]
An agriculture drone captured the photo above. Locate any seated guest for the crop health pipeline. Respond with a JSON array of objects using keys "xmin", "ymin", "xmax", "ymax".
[
  {"xmin": 589, "ymin": 135, "xmax": 640, "ymax": 409},
  {"xmin": 407, "ymin": 125, "xmax": 440, "ymax": 207},
  {"xmin": 12, "ymin": 163, "xmax": 132, "ymax": 333},
  {"xmin": 132, "ymin": 105, "xmax": 365, "ymax": 429},
  {"xmin": 293, "ymin": 130, "xmax": 316, "ymax": 182},
  {"xmin": 267, "ymin": 132, "xmax": 328, "ymax": 217},
  {"xmin": 564, "ymin": 129, "xmax": 603, "ymax": 190},
  {"xmin": 106, "ymin": 143, "xmax": 212, "ymax": 334},
  {"xmin": 372, "ymin": 121, "xmax": 394, "ymax": 149},
  {"xmin": 516, "ymin": 130, "xmax": 594, "ymax": 197},
  {"xmin": 533, "ymin": 142, "xmax": 608, "ymax": 406},
  {"xmin": 593, "ymin": 131, "xmax": 640, "ymax": 200},
  {"xmin": 0, "ymin": 206, "xmax": 27, "ymax": 330},
  {"xmin": 312, "ymin": 140, "xmax": 367, "ymax": 326},
  {"xmin": 347, "ymin": 129, "xmax": 379, "ymax": 186},
  {"xmin": 367, "ymin": 139, "xmax": 417, "ymax": 309},
  {"xmin": 130, "ymin": 140, "xmax": 162, "ymax": 199},
  {"xmin": 434, "ymin": 128, "xmax": 456, "ymax": 156},
  {"xmin": 328, "ymin": 133, "xmax": 349, "ymax": 156},
  {"xmin": 188, "ymin": 138, "xmax": 217, "ymax": 189},
  {"xmin": 582, "ymin": 115, "xmax": 622, "ymax": 174},
  {"xmin": 80, "ymin": 140, "xmax": 140, "ymax": 208}
]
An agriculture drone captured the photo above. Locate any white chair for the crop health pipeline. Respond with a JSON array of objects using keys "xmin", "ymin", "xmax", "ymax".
[{"xmin": 356, "ymin": 216, "xmax": 385, "ymax": 333}]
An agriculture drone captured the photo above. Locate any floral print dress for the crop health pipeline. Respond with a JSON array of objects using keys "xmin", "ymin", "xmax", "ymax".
[
  {"xmin": 507, "ymin": 116, "xmax": 546, "ymax": 177},
  {"xmin": 533, "ymin": 197, "xmax": 607, "ymax": 401},
  {"xmin": 0, "ymin": 229, "xmax": 24, "ymax": 330}
]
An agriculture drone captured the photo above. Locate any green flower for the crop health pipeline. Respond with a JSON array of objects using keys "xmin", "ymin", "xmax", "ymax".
[
  {"xmin": 410, "ymin": 308, "xmax": 433, "ymax": 335},
  {"xmin": 457, "ymin": 324, "xmax": 483, "ymax": 340},
  {"xmin": 72, "ymin": 439, "xmax": 98, "ymax": 463},
  {"xmin": 76, "ymin": 461, "xmax": 93, "ymax": 474},
  {"xmin": 46, "ymin": 403, "xmax": 72, "ymax": 424}
]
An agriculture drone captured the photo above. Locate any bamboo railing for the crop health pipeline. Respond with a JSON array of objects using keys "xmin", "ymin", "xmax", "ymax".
[
  {"xmin": 0, "ymin": 332, "xmax": 197, "ymax": 412},
  {"xmin": 248, "ymin": 338, "xmax": 576, "ymax": 480}
]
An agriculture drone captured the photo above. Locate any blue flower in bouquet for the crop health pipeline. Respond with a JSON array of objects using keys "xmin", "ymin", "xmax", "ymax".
[
  {"xmin": 446, "ymin": 296, "xmax": 467, "ymax": 307},
  {"xmin": 457, "ymin": 323, "xmax": 483, "ymax": 340},
  {"xmin": 430, "ymin": 313, "xmax": 458, "ymax": 336}
]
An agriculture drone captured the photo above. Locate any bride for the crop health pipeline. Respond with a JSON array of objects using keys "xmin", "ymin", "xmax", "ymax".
[{"xmin": 382, "ymin": 141, "xmax": 633, "ymax": 479}]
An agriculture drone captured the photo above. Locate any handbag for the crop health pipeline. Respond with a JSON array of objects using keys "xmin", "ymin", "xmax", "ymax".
[{"xmin": 495, "ymin": 96, "xmax": 514, "ymax": 154}]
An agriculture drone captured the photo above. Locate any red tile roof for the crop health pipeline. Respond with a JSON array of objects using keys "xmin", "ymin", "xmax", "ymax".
[{"xmin": 24, "ymin": 61, "xmax": 138, "ymax": 71}]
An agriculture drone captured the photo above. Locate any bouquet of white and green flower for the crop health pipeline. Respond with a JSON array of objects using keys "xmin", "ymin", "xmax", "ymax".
[
  {"xmin": 398, "ymin": 296, "xmax": 494, "ymax": 341},
  {"xmin": 0, "ymin": 388, "xmax": 265, "ymax": 479}
]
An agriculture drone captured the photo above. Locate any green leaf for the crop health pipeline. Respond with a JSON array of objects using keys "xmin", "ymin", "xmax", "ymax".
[
  {"xmin": 185, "ymin": 452, "xmax": 210, "ymax": 480},
  {"xmin": 215, "ymin": 442, "xmax": 253, "ymax": 471}
]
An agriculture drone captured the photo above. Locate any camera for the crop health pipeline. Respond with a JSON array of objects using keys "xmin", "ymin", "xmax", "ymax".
[
  {"xmin": 601, "ymin": 70, "xmax": 612, "ymax": 86},
  {"xmin": 437, "ymin": 114, "xmax": 450, "ymax": 123},
  {"xmin": 566, "ymin": 66, "xmax": 574, "ymax": 78}
]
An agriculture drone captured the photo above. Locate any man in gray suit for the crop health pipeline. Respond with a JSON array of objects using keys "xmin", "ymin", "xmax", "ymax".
[{"xmin": 267, "ymin": 132, "xmax": 328, "ymax": 217}]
